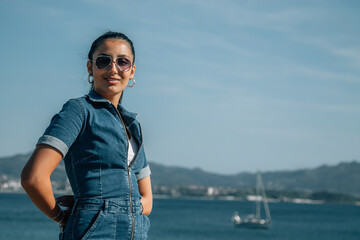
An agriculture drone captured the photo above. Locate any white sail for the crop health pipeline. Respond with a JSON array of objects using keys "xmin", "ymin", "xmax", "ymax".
[{"xmin": 232, "ymin": 172, "xmax": 272, "ymax": 229}]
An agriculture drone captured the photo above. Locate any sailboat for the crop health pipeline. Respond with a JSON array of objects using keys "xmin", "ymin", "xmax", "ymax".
[{"xmin": 232, "ymin": 172, "xmax": 272, "ymax": 229}]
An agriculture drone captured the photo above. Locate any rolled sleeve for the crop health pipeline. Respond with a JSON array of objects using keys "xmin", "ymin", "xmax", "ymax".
[
  {"xmin": 136, "ymin": 164, "xmax": 151, "ymax": 180},
  {"xmin": 37, "ymin": 135, "xmax": 69, "ymax": 157}
]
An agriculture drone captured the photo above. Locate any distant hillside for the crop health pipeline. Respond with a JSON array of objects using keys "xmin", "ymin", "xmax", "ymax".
[
  {"xmin": 1, "ymin": 152, "xmax": 359, "ymax": 196},
  {"xmin": 260, "ymin": 161, "xmax": 360, "ymax": 196},
  {"xmin": 150, "ymin": 161, "xmax": 360, "ymax": 196},
  {"xmin": 0, "ymin": 152, "xmax": 67, "ymax": 181}
]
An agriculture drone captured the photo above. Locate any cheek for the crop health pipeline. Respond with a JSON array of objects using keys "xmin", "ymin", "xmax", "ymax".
[
  {"xmin": 92, "ymin": 73, "xmax": 103, "ymax": 82},
  {"xmin": 93, "ymin": 68, "xmax": 106, "ymax": 77},
  {"xmin": 119, "ymin": 72, "xmax": 132, "ymax": 80}
]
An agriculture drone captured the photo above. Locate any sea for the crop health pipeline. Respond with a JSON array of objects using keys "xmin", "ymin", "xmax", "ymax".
[{"xmin": 1, "ymin": 193, "xmax": 359, "ymax": 240}]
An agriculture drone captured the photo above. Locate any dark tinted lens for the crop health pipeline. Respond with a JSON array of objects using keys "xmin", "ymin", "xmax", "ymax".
[
  {"xmin": 95, "ymin": 56, "xmax": 111, "ymax": 69},
  {"xmin": 116, "ymin": 58, "xmax": 131, "ymax": 71}
]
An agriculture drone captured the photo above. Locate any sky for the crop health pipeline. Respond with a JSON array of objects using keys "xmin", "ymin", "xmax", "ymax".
[{"xmin": 0, "ymin": 0, "xmax": 359, "ymax": 174}]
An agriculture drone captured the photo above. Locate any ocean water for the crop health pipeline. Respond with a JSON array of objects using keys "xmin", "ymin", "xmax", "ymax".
[{"xmin": 0, "ymin": 193, "xmax": 359, "ymax": 240}]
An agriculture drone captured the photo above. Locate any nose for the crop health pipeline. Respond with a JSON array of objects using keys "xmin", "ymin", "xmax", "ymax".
[{"xmin": 109, "ymin": 59, "xmax": 118, "ymax": 73}]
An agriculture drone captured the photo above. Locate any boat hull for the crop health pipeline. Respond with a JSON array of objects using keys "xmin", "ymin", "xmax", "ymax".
[{"xmin": 233, "ymin": 219, "xmax": 271, "ymax": 229}]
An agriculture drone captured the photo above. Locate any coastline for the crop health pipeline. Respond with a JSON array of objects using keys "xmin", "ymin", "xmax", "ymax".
[{"xmin": 1, "ymin": 188, "xmax": 359, "ymax": 206}]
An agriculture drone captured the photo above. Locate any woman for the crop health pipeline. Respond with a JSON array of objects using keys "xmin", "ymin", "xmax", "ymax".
[{"xmin": 21, "ymin": 31, "xmax": 152, "ymax": 240}]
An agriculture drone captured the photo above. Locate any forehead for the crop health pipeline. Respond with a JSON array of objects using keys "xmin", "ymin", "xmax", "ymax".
[{"xmin": 93, "ymin": 39, "xmax": 133, "ymax": 58}]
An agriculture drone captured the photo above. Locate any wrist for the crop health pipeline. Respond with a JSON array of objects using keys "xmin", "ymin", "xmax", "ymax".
[{"xmin": 50, "ymin": 204, "xmax": 65, "ymax": 224}]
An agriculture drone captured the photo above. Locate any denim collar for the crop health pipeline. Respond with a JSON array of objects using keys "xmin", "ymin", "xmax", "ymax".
[
  {"xmin": 86, "ymin": 89, "xmax": 138, "ymax": 121},
  {"xmin": 87, "ymin": 89, "xmax": 109, "ymax": 103}
]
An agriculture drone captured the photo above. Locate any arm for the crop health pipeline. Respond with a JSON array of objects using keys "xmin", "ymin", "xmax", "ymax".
[
  {"xmin": 21, "ymin": 145, "xmax": 65, "ymax": 223},
  {"xmin": 138, "ymin": 176, "xmax": 153, "ymax": 216}
]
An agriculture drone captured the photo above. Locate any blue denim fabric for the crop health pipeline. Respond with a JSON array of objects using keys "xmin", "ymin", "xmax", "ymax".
[
  {"xmin": 59, "ymin": 199, "xmax": 150, "ymax": 240},
  {"xmin": 38, "ymin": 90, "xmax": 151, "ymax": 239}
]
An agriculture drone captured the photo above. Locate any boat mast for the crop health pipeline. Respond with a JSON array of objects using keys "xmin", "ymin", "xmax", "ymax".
[
  {"xmin": 256, "ymin": 172, "xmax": 261, "ymax": 220},
  {"xmin": 258, "ymin": 173, "xmax": 271, "ymax": 220}
]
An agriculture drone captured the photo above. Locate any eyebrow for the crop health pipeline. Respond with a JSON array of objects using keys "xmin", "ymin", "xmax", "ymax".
[{"xmin": 97, "ymin": 53, "xmax": 131, "ymax": 59}]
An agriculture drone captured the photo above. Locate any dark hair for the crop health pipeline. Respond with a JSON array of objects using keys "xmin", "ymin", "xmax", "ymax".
[{"xmin": 88, "ymin": 31, "xmax": 135, "ymax": 63}]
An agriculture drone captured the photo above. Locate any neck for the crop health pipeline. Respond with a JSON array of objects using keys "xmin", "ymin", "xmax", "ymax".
[{"xmin": 109, "ymin": 97, "xmax": 120, "ymax": 107}]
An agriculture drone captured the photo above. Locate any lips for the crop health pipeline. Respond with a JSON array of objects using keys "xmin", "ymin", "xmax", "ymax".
[{"xmin": 105, "ymin": 77, "xmax": 121, "ymax": 84}]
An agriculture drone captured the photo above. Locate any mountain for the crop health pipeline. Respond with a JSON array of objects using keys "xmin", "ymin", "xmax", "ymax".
[
  {"xmin": 150, "ymin": 161, "xmax": 360, "ymax": 196},
  {"xmin": 0, "ymin": 152, "xmax": 67, "ymax": 181},
  {"xmin": 1, "ymin": 152, "xmax": 359, "ymax": 196},
  {"xmin": 259, "ymin": 162, "xmax": 360, "ymax": 195}
]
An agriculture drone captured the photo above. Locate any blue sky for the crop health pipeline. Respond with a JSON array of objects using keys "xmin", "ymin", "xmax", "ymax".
[{"xmin": 1, "ymin": 0, "xmax": 359, "ymax": 174}]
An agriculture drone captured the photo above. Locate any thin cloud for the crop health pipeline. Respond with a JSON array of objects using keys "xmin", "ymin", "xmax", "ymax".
[
  {"xmin": 238, "ymin": 127, "xmax": 306, "ymax": 138},
  {"xmin": 314, "ymin": 104, "xmax": 360, "ymax": 114},
  {"xmin": 290, "ymin": 36, "xmax": 360, "ymax": 69},
  {"xmin": 290, "ymin": 65, "xmax": 360, "ymax": 84},
  {"xmin": 13, "ymin": 1, "xmax": 68, "ymax": 17},
  {"xmin": 331, "ymin": 47, "xmax": 360, "ymax": 68}
]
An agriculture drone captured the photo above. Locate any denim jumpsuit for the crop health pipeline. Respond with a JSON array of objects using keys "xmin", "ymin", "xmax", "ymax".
[{"xmin": 37, "ymin": 90, "xmax": 151, "ymax": 240}]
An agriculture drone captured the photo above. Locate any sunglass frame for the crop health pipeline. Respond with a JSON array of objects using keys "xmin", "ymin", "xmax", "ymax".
[{"xmin": 92, "ymin": 55, "xmax": 133, "ymax": 72}]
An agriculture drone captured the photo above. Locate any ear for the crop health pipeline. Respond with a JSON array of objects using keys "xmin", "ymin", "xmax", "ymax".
[
  {"xmin": 87, "ymin": 61, "xmax": 93, "ymax": 76},
  {"xmin": 130, "ymin": 64, "xmax": 136, "ymax": 79}
]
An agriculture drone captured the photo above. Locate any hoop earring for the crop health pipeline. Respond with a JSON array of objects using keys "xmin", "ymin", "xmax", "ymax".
[
  {"xmin": 88, "ymin": 74, "xmax": 93, "ymax": 84},
  {"xmin": 127, "ymin": 78, "xmax": 135, "ymax": 88}
]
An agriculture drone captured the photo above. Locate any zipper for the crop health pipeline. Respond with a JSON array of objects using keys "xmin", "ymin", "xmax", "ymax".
[
  {"xmin": 127, "ymin": 124, "xmax": 143, "ymax": 240},
  {"xmin": 113, "ymin": 105, "xmax": 135, "ymax": 240},
  {"xmin": 127, "ymin": 167, "xmax": 135, "ymax": 240}
]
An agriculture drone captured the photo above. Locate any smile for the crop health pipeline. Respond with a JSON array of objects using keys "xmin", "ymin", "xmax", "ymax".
[{"xmin": 105, "ymin": 77, "xmax": 121, "ymax": 84}]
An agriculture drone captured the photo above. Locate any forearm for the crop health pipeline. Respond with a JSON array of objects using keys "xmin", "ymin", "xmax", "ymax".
[
  {"xmin": 21, "ymin": 146, "xmax": 64, "ymax": 221},
  {"xmin": 21, "ymin": 174, "xmax": 59, "ymax": 219},
  {"xmin": 140, "ymin": 194, "xmax": 153, "ymax": 216},
  {"xmin": 138, "ymin": 176, "xmax": 153, "ymax": 216}
]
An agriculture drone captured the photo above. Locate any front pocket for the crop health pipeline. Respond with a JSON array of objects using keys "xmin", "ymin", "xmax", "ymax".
[
  {"xmin": 71, "ymin": 209, "xmax": 105, "ymax": 240},
  {"xmin": 141, "ymin": 214, "xmax": 151, "ymax": 239}
]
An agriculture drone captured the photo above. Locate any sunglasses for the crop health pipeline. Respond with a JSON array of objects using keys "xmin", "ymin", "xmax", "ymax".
[{"xmin": 93, "ymin": 55, "xmax": 132, "ymax": 72}]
